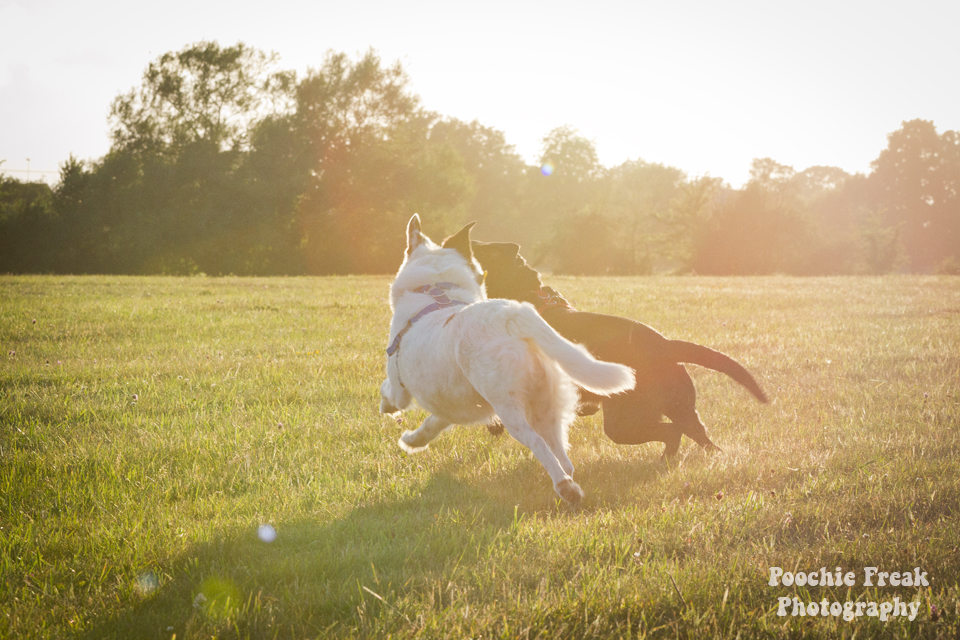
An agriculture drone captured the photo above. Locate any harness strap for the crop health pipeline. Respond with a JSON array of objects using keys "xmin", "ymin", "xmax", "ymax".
[
  {"xmin": 386, "ymin": 283, "xmax": 467, "ymax": 356},
  {"xmin": 534, "ymin": 287, "xmax": 575, "ymax": 313}
]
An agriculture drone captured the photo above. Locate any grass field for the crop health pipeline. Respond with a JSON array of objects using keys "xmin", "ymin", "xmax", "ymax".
[{"xmin": 1, "ymin": 274, "xmax": 959, "ymax": 639}]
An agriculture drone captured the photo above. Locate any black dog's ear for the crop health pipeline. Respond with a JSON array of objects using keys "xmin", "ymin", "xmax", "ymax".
[
  {"xmin": 442, "ymin": 221, "xmax": 477, "ymax": 261},
  {"xmin": 405, "ymin": 214, "xmax": 422, "ymax": 257}
]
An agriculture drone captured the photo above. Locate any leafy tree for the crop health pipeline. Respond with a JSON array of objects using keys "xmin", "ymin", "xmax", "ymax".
[
  {"xmin": 859, "ymin": 208, "xmax": 906, "ymax": 274},
  {"xmin": 38, "ymin": 45, "xmax": 478, "ymax": 276},
  {"xmin": 606, "ymin": 159, "xmax": 687, "ymax": 273},
  {"xmin": 95, "ymin": 41, "xmax": 300, "ymax": 274},
  {"xmin": 547, "ymin": 209, "xmax": 622, "ymax": 275},
  {"xmin": 293, "ymin": 51, "xmax": 471, "ymax": 273},
  {"xmin": 693, "ymin": 159, "xmax": 817, "ymax": 275},
  {"xmin": 687, "ymin": 160, "xmax": 903, "ymax": 275},
  {"xmin": 428, "ymin": 118, "xmax": 526, "ymax": 241},
  {"xmin": 228, "ymin": 112, "xmax": 312, "ymax": 275},
  {"xmin": 9, "ymin": 42, "xmax": 959, "ymax": 278},
  {"xmin": 793, "ymin": 165, "xmax": 852, "ymax": 202},
  {"xmin": 526, "ymin": 127, "xmax": 607, "ymax": 269},
  {"xmin": 868, "ymin": 119, "xmax": 960, "ymax": 272},
  {"xmin": 109, "ymin": 41, "xmax": 294, "ymax": 156},
  {"xmin": 538, "ymin": 125, "xmax": 602, "ymax": 182},
  {"xmin": 48, "ymin": 155, "xmax": 98, "ymax": 272},
  {"xmin": 656, "ymin": 175, "xmax": 723, "ymax": 272},
  {"xmin": 0, "ymin": 175, "xmax": 56, "ymax": 273}
]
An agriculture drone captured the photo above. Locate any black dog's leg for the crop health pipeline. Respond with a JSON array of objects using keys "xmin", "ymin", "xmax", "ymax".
[
  {"xmin": 576, "ymin": 389, "xmax": 602, "ymax": 416},
  {"xmin": 660, "ymin": 416, "xmax": 723, "ymax": 460},
  {"xmin": 663, "ymin": 365, "xmax": 721, "ymax": 454},
  {"xmin": 600, "ymin": 393, "xmax": 683, "ymax": 451},
  {"xmin": 678, "ymin": 412, "xmax": 720, "ymax": 451},
  {"xmin": 660, "ymin": 432, "xmax": 683, "ymax": 460},
  {"xmin": 599, "ymin": 385, "xmax": 720, "ymax": 459},
  {"xmin": 486, "ymin": 418, "xmax": 505, "ymax": 436}
]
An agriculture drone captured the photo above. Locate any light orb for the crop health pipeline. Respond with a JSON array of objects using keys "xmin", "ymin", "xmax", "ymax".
[{"xmin": 257, "ymin": 523, "xmax": 277, "ymax": 543}]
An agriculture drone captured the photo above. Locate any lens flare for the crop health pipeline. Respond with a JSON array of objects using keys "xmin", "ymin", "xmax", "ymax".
[
  {"xmin": 257, "ymin": 523, "xmax": 277, "ymax": 543},
  {"xmin": 136, "ymin": 571, "xmax": 159, "ymax": 595},
  {"xmin": 540, "ymin": 162, "xmax": 554, "ymax": 177},
  {"xmin": 196, "ymin": 577, "xmax": 242, "ymax": 619}
]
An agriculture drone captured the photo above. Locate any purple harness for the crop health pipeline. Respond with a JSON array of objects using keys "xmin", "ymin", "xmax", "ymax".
[{"xmin": 386, "ymin": 282, "xmax": 468, "ymax": 357}]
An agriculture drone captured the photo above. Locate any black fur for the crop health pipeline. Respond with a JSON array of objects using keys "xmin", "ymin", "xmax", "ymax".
[
  {"xmin": 441, "ymin": 222, "xmax": 477, "ymax": 262},
  {"xmin": 472, "ymin": 241, "xmax": 768, "ymax": 459}
]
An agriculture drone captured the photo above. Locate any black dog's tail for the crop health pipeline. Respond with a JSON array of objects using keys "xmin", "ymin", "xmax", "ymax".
[{"xmin": 665, "ymin": 340, "xmax": 768, "ymax": 403}]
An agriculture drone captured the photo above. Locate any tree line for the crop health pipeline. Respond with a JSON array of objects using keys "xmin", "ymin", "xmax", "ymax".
[{"xmin": 2, "ymin": 41, "xmax": 958, "ymax": 276}]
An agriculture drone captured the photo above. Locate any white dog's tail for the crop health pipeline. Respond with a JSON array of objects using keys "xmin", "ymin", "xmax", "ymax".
[{"xmin": 512, "ymin": 304, "xmax": 635, "ymax": 395}]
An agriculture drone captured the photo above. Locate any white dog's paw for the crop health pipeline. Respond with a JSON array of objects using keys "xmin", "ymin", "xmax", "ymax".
[
  {"xmin": 397, "ymin": 431, "xmax": 429, "ymax": 454},
  {"xmin": 555, "ymin": 478, "xmax": 584, "ymax": 507}
]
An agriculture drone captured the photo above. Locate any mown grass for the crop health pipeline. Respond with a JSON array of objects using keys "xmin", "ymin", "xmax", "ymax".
[{"xmin": 1, "ymin": 275, "xmax": 958, "ymax": 639}]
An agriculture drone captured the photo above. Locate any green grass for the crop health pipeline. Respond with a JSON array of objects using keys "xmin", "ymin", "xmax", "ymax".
[{"xmin": 1, "ymin": 275, "xmax": 959, "ymax": 639}]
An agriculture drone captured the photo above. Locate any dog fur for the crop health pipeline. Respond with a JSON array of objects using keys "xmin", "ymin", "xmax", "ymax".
[
  {"xmin": 471, "ymin": 240, "xmax": 768, "ymax": 459},
  {"xmin": 379, "ymin": 215, "xmax": 635, "ymax": 505}
]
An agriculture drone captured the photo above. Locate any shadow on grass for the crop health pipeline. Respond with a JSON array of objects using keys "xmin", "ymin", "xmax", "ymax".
[{"xmin": 78, "ymin": 456, "xmax": 666, "ymax": 639}]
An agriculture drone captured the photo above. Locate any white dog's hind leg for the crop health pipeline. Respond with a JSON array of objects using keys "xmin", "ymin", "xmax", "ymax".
[
  {"xmin": 493, "ymin": 404, "xmax": 584, "ymax": 506},
  {"xmin": 543, "ymin": 434, "xmax": 574, "ymax": 477},
  {"xmin": 526, "ymin": 363, "xmax": 577, "ymax": 477},
  {"xmin": 529, "ymin": 404, "xmax": 575, "ymax": 477},
  {"xmin": 398, "ymin": 414, "xmax": 450, "ymax": 453},
  {"xmin": 531, "ymin": 413, "xmax": 574, "ymax": 476}
]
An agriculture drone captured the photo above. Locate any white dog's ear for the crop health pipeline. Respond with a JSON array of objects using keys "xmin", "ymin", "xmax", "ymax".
[
  {"xmin": 441, "ymin": 221, "xmax": 477, "ymax": 262},
  {"xmin": 406, "ymin": 214, "xmax": 423, "ymax": 256}
]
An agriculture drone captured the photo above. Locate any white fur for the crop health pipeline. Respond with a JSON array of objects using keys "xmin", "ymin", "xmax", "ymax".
[{"xmin": 380, "ymin": 215, "xmax": 635, "ymax": 505}]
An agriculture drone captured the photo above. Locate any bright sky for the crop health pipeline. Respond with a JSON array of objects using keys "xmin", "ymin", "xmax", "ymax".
[{"xmin": 1, "ymin": 0, "xmax": 958, "ymax": 187}]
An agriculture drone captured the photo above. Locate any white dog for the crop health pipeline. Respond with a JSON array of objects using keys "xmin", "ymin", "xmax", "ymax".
[{"xmin": 380, "ymin": 215, "xmax": 635, "ymax": 505}]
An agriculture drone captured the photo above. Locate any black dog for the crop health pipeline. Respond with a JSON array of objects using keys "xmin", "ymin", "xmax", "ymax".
[{"xmin": 472, "ymin": 241, "xmax": 768, "ymax": 458}]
